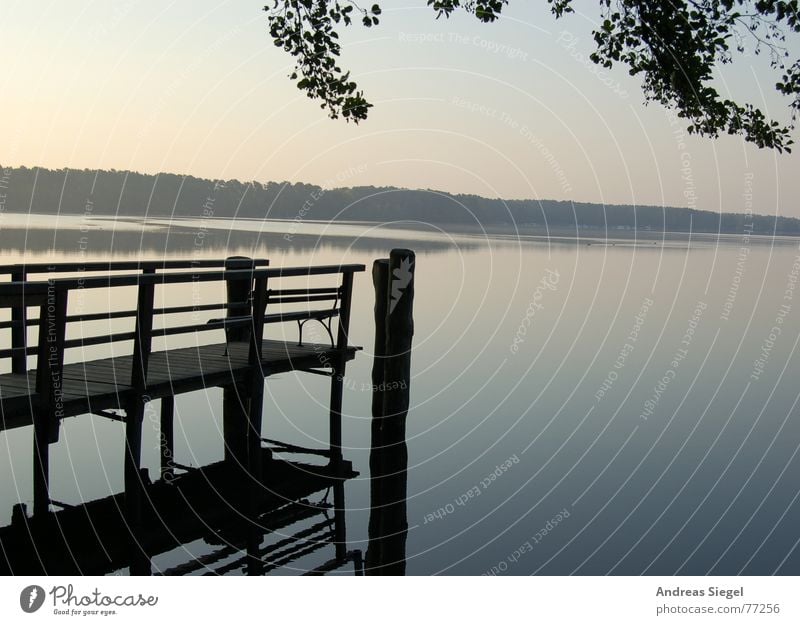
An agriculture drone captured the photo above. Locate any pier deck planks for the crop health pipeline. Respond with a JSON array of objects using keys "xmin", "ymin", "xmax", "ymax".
[{"xmin": 0, "ymin": 339, "xmax": 356, "ymax": 431}]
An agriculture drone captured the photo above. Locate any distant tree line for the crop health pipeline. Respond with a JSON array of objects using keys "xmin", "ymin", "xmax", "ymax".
[{"xmin": 0, "ymin": 165, "xmax": 797, "ymax": 235}]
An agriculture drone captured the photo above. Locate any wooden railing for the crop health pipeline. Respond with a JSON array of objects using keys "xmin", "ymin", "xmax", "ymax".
[
  {"xmin": 0, "ymin": 258, "xmax": 269, "ymax": 374},
  {"xmin": 0, "ymin": 263, "xmax": 362, "ymax": 390}
]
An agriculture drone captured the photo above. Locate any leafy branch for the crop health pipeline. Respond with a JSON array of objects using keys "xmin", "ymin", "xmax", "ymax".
[
  {"xmin": 265, "ymin": 0, "xmax": 382, "ymax": 120},
  {"xmin": 265, "ymin": 0, "xmax": 800, "ymax": 151}
]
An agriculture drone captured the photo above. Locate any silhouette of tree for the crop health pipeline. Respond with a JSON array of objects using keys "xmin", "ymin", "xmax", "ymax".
[{"xmin": 264, "ymin": 0, "xmax": 800, "ymax": 151}]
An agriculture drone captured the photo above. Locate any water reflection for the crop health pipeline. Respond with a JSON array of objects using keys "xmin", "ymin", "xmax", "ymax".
[
  {"xmin": 0, "ymin": 448, "xmax": 366, "ymax": 576},
  {"xmin": 0, "ymin": 217, "xmax": 479, "ymax": 257},
  {"xmin": 3, "ymin": 214, "xmax": 800, "ymax": 575}
]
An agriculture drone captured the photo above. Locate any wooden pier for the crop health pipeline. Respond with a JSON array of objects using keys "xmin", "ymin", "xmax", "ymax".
[{"xmin": 0, "ymin": 258, "xmax": 365, "ymax": 574}]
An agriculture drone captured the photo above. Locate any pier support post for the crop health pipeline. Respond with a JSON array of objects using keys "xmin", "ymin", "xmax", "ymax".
[
  {"xmin": 123, "ymin": 397, "xmax": 144, "ymax": 526},
  {"xmin": 32, "ymin": 285, "xmax": 68, "ymax": 517},
  {"xmin": 223, "ymin": 257, "xmax": 255, "ymax": 468},
  {"xmin": 366, "ymin": 249, "xmax": 414, "ymax": 575},
  {"xmin": 123, "ymin": 394, "xmax": 152, "ymax": 575},
  {"xmin": 328, "ymin": 271, "xmax": 355, "ymax": 467},
  {"xmin": 333, "ymin": 481, "xmax": 347, "ymax": 560},
  {"xmin": 32, "ymin": 409, "xmax": 50, "ymax": 518},
  {"xmin": 245, "ymin": 376, "xmax": 265, "ymax": 486},
  {"xmin": 123, "ymin": 395, "xmax": 149, "ymax": 572},
  {"xmin": 125, "ymin": 278, "xmax": 155, "ymax": 575},
  {"xmin": 246, "ymin": 276, "xmax": 268, "ymax": 495}
]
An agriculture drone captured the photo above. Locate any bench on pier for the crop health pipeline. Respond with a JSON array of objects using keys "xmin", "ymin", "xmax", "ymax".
[{"xmin": 0, "ymin": 258, "xmax": 365, "ymax": 524}]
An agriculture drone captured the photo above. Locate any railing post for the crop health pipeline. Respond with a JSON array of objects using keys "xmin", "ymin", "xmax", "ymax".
[
  {"xmin": 10, "ymin": 269, "xmax": 27, "ymax": 374},
  {"xmin": 328, "ymin": 270, "xmax": 355, "ymax": 467},
  {"xmin": 225, "ymin": 256, "xmax": 254, "ymax": 344},
  {"xmin": 366, "ymin": 249, "xmax": 414, "ymax": 575},
  {"xmin": 130, "ymin": 280, "xmax": 155, "ymax": 391},
  {"xmin": 32, "ymin": 282, "xmax": 68, "ymax": 517}
]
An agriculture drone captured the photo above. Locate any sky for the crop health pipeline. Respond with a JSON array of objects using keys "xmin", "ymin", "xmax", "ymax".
[{"xmin": 1, "ymin": 0, "xmax": 799, "ymax": 217}]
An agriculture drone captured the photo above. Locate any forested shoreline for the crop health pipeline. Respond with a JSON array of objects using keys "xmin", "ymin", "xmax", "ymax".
[{"xmin": 1, "ymin": 165, "xmax": 797, "ymax": 235}]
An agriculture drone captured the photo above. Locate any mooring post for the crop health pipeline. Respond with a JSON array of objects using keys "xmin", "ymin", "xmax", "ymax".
[
  {"xmin": 366, "ymin": 259, "xmax": 389, "ymax": 567},
  {"xmin": 222, "ymin": 256, "xmax": 255, "ymax": 467},
  {"xmin": 366, "ymin": 249, "xmax": 414, "ymax": 575}
]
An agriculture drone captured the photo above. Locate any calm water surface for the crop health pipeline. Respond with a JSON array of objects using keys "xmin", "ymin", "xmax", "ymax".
[{"xmin": 1, "ymin": 214, "xmax": 799, "ymax": 575}]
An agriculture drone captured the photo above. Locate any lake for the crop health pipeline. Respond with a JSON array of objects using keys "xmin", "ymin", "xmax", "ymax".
[{"xmin": 1, "ymin": 213, "xmax": 799, "ymax": 575}]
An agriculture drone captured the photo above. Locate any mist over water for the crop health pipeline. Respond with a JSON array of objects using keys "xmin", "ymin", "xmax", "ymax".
[{"xmin": 1, "ymin": 214, "xmax": 799, "ymax": 575}]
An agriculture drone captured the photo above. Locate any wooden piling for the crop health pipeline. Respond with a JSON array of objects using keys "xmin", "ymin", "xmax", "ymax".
[
  {"xmin": 366, "ymin": 259, "xmax": 389, "ymax": 566},
  {"xmin": 366, "ymin": 249, "xmax": 414, "ymax": 575},
  {"xmin": 32, "ymin": 285, "xmax": 68, "ymax": 517},
  {"xmin": 222, "ymin": 257, "xmax": 255, "ymax": 467},
  {"xmin": 333, "ymin": 481, "xmax": 347, "ymax": 561},
  {"xmin": 125, "ymin": 278, "xmax": 155, "ymax": 575},
  {"xmin": 328, "ymin": 271, "xmax": 354, "ymax": 467},
  {"xmin": 125, "ymin": 279, "xmax": 154, "ymax": 522},
  {"xmin": 246, "ymin": 276, "xmax": 268, "ymax": 486}
]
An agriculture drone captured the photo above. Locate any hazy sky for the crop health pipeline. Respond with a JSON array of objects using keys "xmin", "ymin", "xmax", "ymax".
[{"xmin": 2, "ymin": 0, "xmax": 799, "ymax": 216}]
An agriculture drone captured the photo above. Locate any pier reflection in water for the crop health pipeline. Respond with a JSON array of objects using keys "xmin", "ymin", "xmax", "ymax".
[{"xmin": 0, "ymin": 447, "xmax": 362, "ymax": 575}]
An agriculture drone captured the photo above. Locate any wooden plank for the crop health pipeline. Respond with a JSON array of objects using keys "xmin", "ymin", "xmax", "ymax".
[
  {"xmin": 0, "ymin": 376, "xmax": 36, "ymax": 395},
  {"xmin": 0, "ymin": 258, "xmax": 269, "ymax": 275},
  {"xmin": 62, "ymin": 379, "xmax": 129, "ymax": 399},
  {"xmin": 0, "ymin": 344, "xmax": 355, "ymax": 400},
  {"xmin": 64, "ymin": 362, "xmax": 132, "ymax": 387},
  {"xmin": 60, "ymin": 374, "xmax": 124, "ymax": 393}
]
